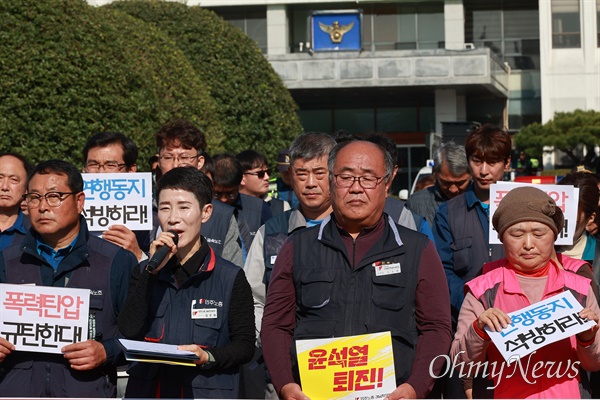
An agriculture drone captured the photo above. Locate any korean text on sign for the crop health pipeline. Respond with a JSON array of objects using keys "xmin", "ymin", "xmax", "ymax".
[
  {"xmin": 82, "ymin": 172, "xmax": 153, "ymax": 231},
  {"xmin": 489, "ymin": 182, "xmax": 577, "ymax": 246},
  {"xmin": 0, "ymin": 284, "xmax": 90, "ymax": 354},
  {"xmin": 297, "ymin": 332, "xmax": 396, "ymax": 400},
  {"xmin": 487, "ymin": 291, "xmax": 595, "ymax": 362}
]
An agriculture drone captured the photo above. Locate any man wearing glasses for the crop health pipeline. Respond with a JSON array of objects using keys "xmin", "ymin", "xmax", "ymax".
[
  {"xmin": 0, "ymin": 160, "xmax": 138, "ymax": 397},
  {"xmin": 261, "ymin": 139, "xmax": 452, "ymax": 400},
  {"xmin": 82, "ymin": 132, "xmax": 153, "ymax": 263},
  {"xmin": 155, "ymin": 119, "xmax": 243, "ymax": 267}
]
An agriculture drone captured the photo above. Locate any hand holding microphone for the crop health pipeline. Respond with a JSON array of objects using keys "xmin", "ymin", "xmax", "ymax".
[{"xmin": 146, "ymin": 230, "xmax": 179, "ymax": 273}]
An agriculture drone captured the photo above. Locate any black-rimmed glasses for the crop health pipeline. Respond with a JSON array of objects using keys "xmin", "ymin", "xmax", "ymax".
[
  {"xmin": 23, "ymin": 192, "xmax": 76, "ymax": 208},
  {"xmin": 333, "ymin": 174, "xmax": 388, "ymax": 189}
]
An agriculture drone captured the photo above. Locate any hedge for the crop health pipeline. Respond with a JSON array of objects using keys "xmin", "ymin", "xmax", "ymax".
[
  {"xmin": 106, "ymin": 0, "xmax": 304, "ymax": 164},
  {"xmin": 0, "ymin": 0, "xmax": 222, "ymax": 167}
]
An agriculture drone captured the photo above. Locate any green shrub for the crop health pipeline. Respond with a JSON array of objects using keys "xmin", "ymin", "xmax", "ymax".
[
  {"xmin": 107, "ymin": 0, "xmax": 303, "ymax": 164},
  {"xmin": 0, "ymin": 0, "xmax": 222, "ymax": 168}
]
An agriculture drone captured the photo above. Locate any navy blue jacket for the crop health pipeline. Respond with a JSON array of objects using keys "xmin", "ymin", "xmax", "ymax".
[{"xmin": 0, "ymin": 217, "xmax": 137, "ymax": 397}]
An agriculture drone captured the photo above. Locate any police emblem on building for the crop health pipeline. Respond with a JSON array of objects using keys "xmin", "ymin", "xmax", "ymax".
[{"xmin": 311, "ymin": 10, "xmax": 362, "ymax": 51}]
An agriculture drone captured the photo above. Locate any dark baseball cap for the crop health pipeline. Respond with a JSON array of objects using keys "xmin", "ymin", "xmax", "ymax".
[{"xmin": 277, "ymin": 148, "xmax": 290, "ymax": 172}]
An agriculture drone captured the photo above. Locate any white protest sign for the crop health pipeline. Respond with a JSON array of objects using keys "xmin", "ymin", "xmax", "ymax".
[
  {"xmin": 82, "ymin": 172, "xmax": 153, "ymax": 231},
  {"xmin": 0, "ymin": 284, "xmax": 90, "ymax": 354},
  {"xmin": 487, "ymin": 291, "xmax": 595, "ymax": 363},
  {"xmin": 489, "ymin": 182, "xmax": 577, "ymax": 245}
]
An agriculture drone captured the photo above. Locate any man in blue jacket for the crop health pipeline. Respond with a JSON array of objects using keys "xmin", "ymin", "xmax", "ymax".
[
  {"xmin": 433, "ymin": 124, "xmax": 511, "ymax": 329},
  {"xmin": 0, "ymin": 152, "xmax": 31, "ymax": 252},
  {"xmin": 0, "ymin": 160, "xmax": 137, "ymax": 397}
]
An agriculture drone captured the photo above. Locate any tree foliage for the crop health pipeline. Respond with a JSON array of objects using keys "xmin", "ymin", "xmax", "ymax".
[
  {"xmin": 515, "ymin": 109, "xmax": 600, "ymax": 166},
  {"xmin": 0, "ymin": 0, "xmax": 224, "ymax": 167},
  {"xmin": 0, "ymin": 0, "xmax": 304, "ymax": 169},
  {"xmin": 106, "ymin": 0, "xmax": 303, "ymax": 163}
]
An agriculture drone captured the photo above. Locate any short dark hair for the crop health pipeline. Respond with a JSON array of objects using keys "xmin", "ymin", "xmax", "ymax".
[
  {"xmin": 29, "ymin": 160, "xmax": 83, "ymax": 193},
  {"xmin": 156, "ymin": 119, "xmax": 207, "ymax": 154},
  {"xmin": 213, "ymin": 154, "xmax": 243, "ymax": 187},
  {"xmin": 83, "ymin": 131, "xmax": 139, "ymax": 169},
  {"xmin": 289, "ymin": 132, "xmax": 336, "ymax": 163},
  {"xmin": 201, "ymin": 153, "xmax": 215, "ymax": 180},
  {"xmin": 364, "ymin": 134, "xmax": 397, "ymax": 165},
  {"xmin": 236, "ymin": 150, "xmax": 268, "ymax": 172},
  {"xmin": 148, "ymin": 155, "xmax": 159, "ymax": 168},
  {"xmin": 465, "ymin": 124, "xmax": 512, "ymax": 163},
  {"xmin": 0, "ymin": 152, "xmax": 32, "ymax": 176},
  {"xmin": 558, "ymin": 172, "xmax": 599, "ymax": 220},
  {"xmin": 157, "ymin": 166, "xmax": 213, "ymax": 209},
  {"xmin": 333, "ymin": 129, "xmax": 358, "ymax": 144}
]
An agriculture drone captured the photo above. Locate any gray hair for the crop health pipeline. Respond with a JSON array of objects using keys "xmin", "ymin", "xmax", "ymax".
[
  {"xmin": 289, "ymin": 132, "xmax": 336, "ymax": 163},
  {"xmin": 328, "ymin": 139, "xmax": 394, "ymax": 183},
  {"xmin": 433, "ymin": 141, "xmax": 468, "ymax": 175}
]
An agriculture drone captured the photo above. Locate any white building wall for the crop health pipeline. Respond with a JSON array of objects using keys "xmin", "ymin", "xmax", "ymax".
[
  {"xmin": 539, "ymin": 0, "xmax": 600, "ymax": 123},
  {"xmin": 267, "ymin": 5, "xmax": 289, "ymax": 55},
  {"xmin": 444, "ymin": 0, "xmax": 465, "ymax": 50}
]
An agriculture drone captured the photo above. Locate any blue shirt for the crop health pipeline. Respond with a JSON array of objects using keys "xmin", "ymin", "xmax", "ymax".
[
  {"xmin": 433, "ymin": 184, "xmax": 491, "ymax": 316},
  {"xmin": 0, "ymin": 211, "xmax": 27, "ymax": 252},
  {"xmin": 305, "ymin": 218, "xmax": 324, "ymax": 228},
  {"xmin": 36, "ymin": 235, "xmax": 78, "ymax": 271}
]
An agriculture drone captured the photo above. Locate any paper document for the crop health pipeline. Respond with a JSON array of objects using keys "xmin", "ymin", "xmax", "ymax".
[{"xmin": 118, "ymin": 339, "xmax": 200, "ymax": 367}]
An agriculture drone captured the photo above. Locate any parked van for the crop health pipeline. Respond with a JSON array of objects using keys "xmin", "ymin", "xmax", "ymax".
[{"xmin": 410, "ymin": 159, "xmax": 434, "ymax": 195}]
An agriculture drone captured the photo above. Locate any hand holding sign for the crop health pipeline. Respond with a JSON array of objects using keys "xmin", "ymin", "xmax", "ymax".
[
  {"xmin": 0, "ymin": 337, "xmax": 15, "ymax": 362},
  {"xmin": 280, "ymin": 383, "xmax": 310, "ymax": 400},
  {"xmin": 575, "ymin": 307, "xmax": 599, "ymax": 343},
  {"xmin": 487, "ymin": 291, "xmax": 597, "ymax": 362},
  {"xmin": 477, "ymin": 307, "xmax": 511, "ymax": 333},
  {"xmin": 384, "ymin": 382, "xmax": 417, "ymax": 400},
  {"xmin": 102, "ymin": 224, "xmax": 143, "ymax": 260},
  {"xmin": 62, "ymin": 339, "xmax": 107, "ymax": 371}
]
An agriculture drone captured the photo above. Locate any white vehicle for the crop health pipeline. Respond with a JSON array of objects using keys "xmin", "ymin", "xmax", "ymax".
[{"xmin": 409, "ymin": 159, "xmax": 434, "ymax": 195}]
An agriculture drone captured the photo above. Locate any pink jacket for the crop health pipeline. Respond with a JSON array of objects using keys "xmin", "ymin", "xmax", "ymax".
[
  {"xmin": 459, "ymin": 259, "xmax": 598, "ymax": 398},
  {"xmin": 481, "ymin": 253, "xmax": 589, "ymax": 275}
]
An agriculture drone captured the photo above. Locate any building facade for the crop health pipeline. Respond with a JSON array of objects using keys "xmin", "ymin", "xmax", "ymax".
[{"xmin": 89, "ymin": 0, "xmax": 600, "ymax": 191}]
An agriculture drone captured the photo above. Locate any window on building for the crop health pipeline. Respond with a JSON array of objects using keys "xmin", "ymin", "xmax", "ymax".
[
  {"xmin": 211, "ymin": 7, "xmax": 267, "ymax": 53},
  {"xmin": 363, "ymin": 3, "xmax": 444, "ymax": 51},
  {"xmin": 465, "ymin": 0, "xmax": 540, "ymax": 70},
  {"xmin": 551, "ymin": 0, "xmax": 581, "ymax": 48}
]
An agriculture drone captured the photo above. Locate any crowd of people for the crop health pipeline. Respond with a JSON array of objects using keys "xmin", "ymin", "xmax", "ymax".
[{"xmin": 0, "ymin": 120, "xmax": 599, "ymax": 399}]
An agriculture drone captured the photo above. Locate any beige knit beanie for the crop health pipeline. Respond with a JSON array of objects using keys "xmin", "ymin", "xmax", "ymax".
[{"xmin": 492, "ymin": 186, "xmax": 564, "ymax": 239}]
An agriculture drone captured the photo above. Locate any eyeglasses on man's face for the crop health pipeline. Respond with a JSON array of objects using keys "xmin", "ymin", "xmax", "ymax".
[
  {"xmin": 158, "ymin": 154, "xmax": 200, "ymax": 165},
  {"xmin": 85, "ymin": 161, "xmax": 126, "ymax": 172},
  {"xmin": 333, "ymin": 174, "xmax": 388, "ymax": 189},
  {"xmin": 23, "ymin": 192, "xmax": 75, "ymax": 208},
  {"xmin": 243, "ymin": 169, "xmax": 269, "ymax": 179}
]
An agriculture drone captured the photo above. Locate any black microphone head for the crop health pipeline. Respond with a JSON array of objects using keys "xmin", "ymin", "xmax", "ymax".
[{"xmin": 168, "ymin": 230, "xmax": 179, "ymax": 246}]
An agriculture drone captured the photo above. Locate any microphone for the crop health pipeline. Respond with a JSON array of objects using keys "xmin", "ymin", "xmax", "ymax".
[{"xmin": 146, "ymin": 230, "xmax": 179, "ymax": 273}]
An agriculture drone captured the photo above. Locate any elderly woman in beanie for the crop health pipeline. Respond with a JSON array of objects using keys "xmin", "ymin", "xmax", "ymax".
[{"xmin": 451, "ymin": 186, "xmax": 600, "ymax": 399}]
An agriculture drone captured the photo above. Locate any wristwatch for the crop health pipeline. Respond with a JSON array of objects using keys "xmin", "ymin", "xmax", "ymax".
[{"xmin": 200, "ymin": 350, "xmax": 216, "ymax": 369}]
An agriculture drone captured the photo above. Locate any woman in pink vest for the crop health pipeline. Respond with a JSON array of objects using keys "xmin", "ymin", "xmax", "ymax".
[{"xmin": 451, "ymin": 186, "xmax": 600, "ymax": 398}]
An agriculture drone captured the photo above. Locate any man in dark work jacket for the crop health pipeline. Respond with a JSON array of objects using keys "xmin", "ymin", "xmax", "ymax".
[
  {"xmin": 0, "ymin": 160, "xmax": 137, "ymax": 397},
  {"xmin": 261, "ymin": 139, "xmax": 452, "ymax": 400}
]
